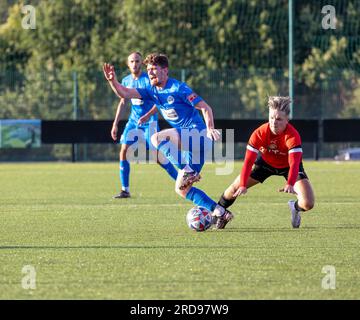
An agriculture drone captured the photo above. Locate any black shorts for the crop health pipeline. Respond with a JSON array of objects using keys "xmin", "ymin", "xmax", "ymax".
[{"xmin": 250, "ymin": 156, "xmax": 308, "ymax": 183}]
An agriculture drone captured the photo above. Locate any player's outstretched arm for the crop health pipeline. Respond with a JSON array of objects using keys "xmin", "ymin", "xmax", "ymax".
[
  {"xmin": 233, "ymin": 147, "xmax": 258, "ymax": 197},
  {"xmin": 103, "ymin": 63, "xmax": 141, "ymax": 99},
  {"xmin": 195, "ymin": 101, "xmax": 221, "ymax": 141},
  {"xmin": 278, "ymin": 149, "xmax": 302, "ymax": 194}
]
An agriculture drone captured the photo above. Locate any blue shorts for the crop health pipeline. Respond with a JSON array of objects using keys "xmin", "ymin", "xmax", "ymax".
[
  {"xmin": 120, "ymin": 120, "xmax": 158, "ymax": 150},
  {"xmin": 176, "ymin": 127, "xmax": 213, "ymax": 173}
]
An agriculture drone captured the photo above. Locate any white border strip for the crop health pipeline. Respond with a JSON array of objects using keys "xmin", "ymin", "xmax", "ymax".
[
  {"xmin": 246, "ymin": 145, "xmax": 259, "ymax": 153},
  {"xmin": 289, "ymin": 147, "xmax": 303, "ymax": 153}
]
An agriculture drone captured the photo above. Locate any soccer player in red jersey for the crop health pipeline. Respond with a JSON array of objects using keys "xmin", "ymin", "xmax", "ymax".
[{"xmin": 215, "ymin": 96, "xmax": 315, "ymax": 229}]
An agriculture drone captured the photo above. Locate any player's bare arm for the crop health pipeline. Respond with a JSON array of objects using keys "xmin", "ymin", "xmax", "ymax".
[
  {"xmin": 111, "ymin": 98, "xmax": 127, "ymax": 141},
  {"xmin": 103, "ymin": 63, "xmax": 142, "ymax": 99},
  {"xmin": 195, "ymin": 101, "xmax": 221, "ymax": 141},
  {"xmin": 278, "ymin": 148, "xmax": 302, "ymax": 194},
  {"xmin": 138, "ymin": 105, "xmax": 158, "ymax": 125},
  {"xmin": 231, "ymin": 147, "xmax": 259, "ymax": 198}
]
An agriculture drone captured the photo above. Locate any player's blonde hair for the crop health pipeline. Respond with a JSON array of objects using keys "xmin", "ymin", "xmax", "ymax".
[{"xmin": 268, "ymin": 96, "xmax": 292, "ymax": 116}]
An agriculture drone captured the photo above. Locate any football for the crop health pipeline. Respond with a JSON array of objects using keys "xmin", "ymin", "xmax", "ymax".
[{"xmin": 186, "ymin": 206, "xmax": 213, "ymax": 232}]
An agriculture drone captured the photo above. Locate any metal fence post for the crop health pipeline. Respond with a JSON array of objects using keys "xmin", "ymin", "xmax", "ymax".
[
  {"xmin": 181, "ymin": 69, "xmax": 186, "ymax": 83},
  {"xmin": 72, "ymin": 71, "xmax": 78, "ymax": 162},
  {"xmin": 316, "ymin": 118, "xmax": 323, "ymax": 161},
  {"xmin": 288, "ymin": 0, "xmax": 294, "ymax": 119}
]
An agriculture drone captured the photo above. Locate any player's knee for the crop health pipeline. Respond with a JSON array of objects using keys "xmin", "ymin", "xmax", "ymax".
[
  {"xmin": 175, "ymin": 185, "xmax": 188, "ymax": 198},
  {"xmin": 119, "ymin": 148, "xmax": 127, "ymax": 160},
  {"xmin": 302, "ymin": 200, "xmax": 315, "ymax": 211},
  {"xmin": 175, "ymin": 187, "xmax": 185, "ymax": 198},
  {"xmin": 151, "ymin": 133, "xmax": 160, "ymax": 148}
]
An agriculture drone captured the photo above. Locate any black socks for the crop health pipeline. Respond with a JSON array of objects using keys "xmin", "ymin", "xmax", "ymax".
[
  {"xmin": 218, "ymin": 193, "xmax": 236, "ymax": 209},
  {"xmin": 294, "ymin": 200, "xmax": 305, "ymax": 212}
]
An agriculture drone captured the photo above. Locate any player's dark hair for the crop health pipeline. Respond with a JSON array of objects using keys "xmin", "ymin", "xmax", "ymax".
[
  {"xmin": 268, "ymin": 96, "xmax": 292, "ymax": 116},
  {"xmin": 143, "ymin": 53, "xmax": 169, "ymax": 68}
]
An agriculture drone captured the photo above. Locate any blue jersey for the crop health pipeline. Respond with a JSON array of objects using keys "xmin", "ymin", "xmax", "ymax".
[
  {"xmin": 121, "ymin": 72, "xmax": 157, "ymax": 126},
  {"xmin": 136, "ymin": 78, "xmax": 205, "ymax": 129}
]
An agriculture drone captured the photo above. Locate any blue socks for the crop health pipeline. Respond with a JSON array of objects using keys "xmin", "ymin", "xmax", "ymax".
[
  {"xmin": 120, "ymin": 160, "xmax": 215, "ymax": 214},
  {"xmin": 158, "ymin": 162, "xmax": 178, "ymax": 181},
  {"xmin": 157, "ymin": 140, "xmax": 187, "ymax": 170},
  {"xmin": 119, "ymin": 160, "xmax": 130, "ymax": 192},
  {"xmin": 185, "ymin": 187, "xmax": 217, "ymax": 212},
  {"xmin": 120, "ymin": 158, "xmax": 177, "ymax": 192}
]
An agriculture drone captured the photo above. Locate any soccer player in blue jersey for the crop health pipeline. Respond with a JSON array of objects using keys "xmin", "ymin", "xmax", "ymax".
[
  {"xmin": 110, "ymin": 52, "xmax": 178, "ymax": 199},
  {"xmin": 104, "ymin": 53, "xmax": 233, "ymax": 229}
]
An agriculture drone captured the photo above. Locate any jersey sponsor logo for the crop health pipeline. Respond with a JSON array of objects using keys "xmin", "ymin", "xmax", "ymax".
[
  {"xmin": 259, "ymin": 146, "xmax": 267, "ymax": 154},
  {"xmin": 187, "ymin": 93, "xmax": 198, "ymax": 103},
  {"xmin": 161, "ymin": 108, "xmax": 178, "ymax": 121},
  {"xmin": 167, "ymin": 95, "xmax": 175, "ymax": 104},
  {"xmin": 268, "ymin": 142, "xmax": 277, "ymax": 150},
  {"xmin": 259, "ymin": 141, "xmax": 287, "ymax": 156},
  {"xmin": 131, "ymin": 98, "xmax": 144, "ymax": 105}
]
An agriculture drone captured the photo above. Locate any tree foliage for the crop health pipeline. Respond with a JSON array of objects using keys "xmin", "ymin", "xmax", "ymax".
[{"xmin": 1, "ymin": 0, "xmax": 360, "ymax": 121}]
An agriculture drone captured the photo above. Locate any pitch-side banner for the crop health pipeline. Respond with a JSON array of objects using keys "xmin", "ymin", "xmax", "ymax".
[{"xmin": 0, "ymin": 119, "xmax": 41, "ymax": 148}]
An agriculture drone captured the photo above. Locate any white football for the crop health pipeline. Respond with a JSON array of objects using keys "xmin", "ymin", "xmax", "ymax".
[{"xmin": 186, "ymin": 206, "xmax": 213, "ymax": 232}]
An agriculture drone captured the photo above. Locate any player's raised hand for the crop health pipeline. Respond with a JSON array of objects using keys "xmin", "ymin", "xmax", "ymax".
[
  {"xmin": 207, "ymin": 128, "xmax": 221, "ymax": 141},
  {"xmin": 103, "ymin": 63, "xmax": 115, "ymax": 81},
  {"xmin": 233, "ymin": 186, "xmax": 247, "ymax": 197},
  {"xmin": 278, "ymin": 184, "xmax": 297, "ymax": 195}
]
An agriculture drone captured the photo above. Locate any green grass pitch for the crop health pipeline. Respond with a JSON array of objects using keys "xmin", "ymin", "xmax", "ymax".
[{"xmin": 0, "ymin": 161, "xmax": 359, "ymax": 299}]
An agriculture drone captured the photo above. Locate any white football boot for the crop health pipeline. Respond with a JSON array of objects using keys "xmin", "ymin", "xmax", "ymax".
[
  {"xmin": 176, "ymin": 169, "xmax": 201, "ymax": 190},
  {"xmin": 288, "ymin": 200, "xmax": 301, "ymax": 228},
  {"xmin": 212, "ymin": 205, "xmax": 234, "ymax": 230}
]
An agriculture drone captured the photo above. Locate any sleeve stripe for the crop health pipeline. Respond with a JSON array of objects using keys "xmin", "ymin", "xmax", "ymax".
[
  {"xmin": 289, "ymin": 147, "xmax": 303, "ymax": 154},
  {"xmin": 247, "ymin": 144, "xmax": 259, "ymax": 153}
]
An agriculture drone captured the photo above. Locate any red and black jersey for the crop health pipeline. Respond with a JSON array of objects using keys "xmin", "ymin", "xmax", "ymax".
[
  {"xmin": 240, "ymin": 123, "xmax": 303, "ymax": 187},
  {"xmin": 248, "ymin": 123, "xmax": 302, "ymax": 168}
]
